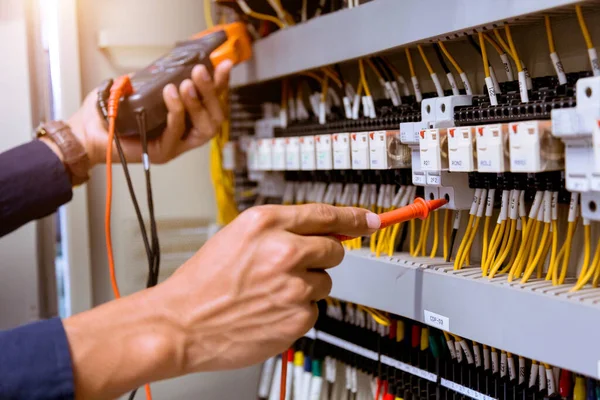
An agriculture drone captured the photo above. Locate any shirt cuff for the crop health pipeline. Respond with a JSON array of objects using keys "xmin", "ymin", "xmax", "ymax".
[
  {"xmin": 0, "ymin": 317, "xmax": 75, "ymax": 399},
  {"xmin": 0, "ymin": 140, "xmax": 73, "ymax": 237}
]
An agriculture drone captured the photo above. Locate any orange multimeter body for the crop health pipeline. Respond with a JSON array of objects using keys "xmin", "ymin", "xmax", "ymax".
[{"xmin": 114, "ymin": 22, "xmax": 252, "ymax": 139}]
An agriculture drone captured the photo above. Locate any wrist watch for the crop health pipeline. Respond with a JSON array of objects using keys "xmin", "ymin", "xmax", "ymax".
[{"xmin": 36, "ymin": 120, "xmax": 91, "ymax": 186}]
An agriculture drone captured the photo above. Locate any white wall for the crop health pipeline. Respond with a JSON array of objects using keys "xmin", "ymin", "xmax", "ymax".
[
  {"xmin": 74, "ymin": 0, "xmax": 259, "ymax": 398},
  {"xmin": 0, "ymin": 0, "xmax": 42, "ymax": 329}
]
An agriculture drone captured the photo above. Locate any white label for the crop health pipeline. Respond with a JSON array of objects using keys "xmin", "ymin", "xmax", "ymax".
[
  {"xmin": 589, "ymin": 47, "xmax": 600, "ymax": 76},
  {"xmin": 427, "ymin": 174, "xmax": 441, "ymax": 186},
  {"xmin": 351, "ymin": 132, "xmax": 370, "ymax": 170},
  {"xmin": 380, "ymin": 355, "xmax": 438, "ymax": 383},
  {"xmin": 272, "ymin": 138, "xmax": 286, "ymax": 171},
  {"xmin": 351, "ymin": 94, "xmax": 361, "ymax": 120},
  {"xmin": 483, "ymin": 347, "xmax": 491, "ymax": 371},
  {"xmin": 500, "ymin": 53, "xmax": 514, "ymax": 81},
  {"xmin": 491, "ymin": 351, "xmax": 499, "ymax": 374},
  {"xmin": 369, "ymin": 131, "xmax": 388, "ymax": 170},
  {"xmin": 473, "ymin": 344, "xmax": 482, "ymax": 368},
  {"xmin": 485, "ymin": 77, "xmax": 498, "ymax": 105},
  {"xmin": 538, "ymin": 365, "xmax": 546, "ymax": 390},
  {"xmin": 460, "ymin": 340, "xmax": 474, "ymax": 365},
  {"xmin": 285, "ymin": 137, "xmax": 301, "ymax": 170},
  {"xmin": 508, "ymin": 356, "xmax": 516, "ymax": 381},
  {"xmin": 460, "ymin": 72, "xmax": 473, "ymax": 95},
  {"xmin": 490, "ymin": 65, "xmax": 501, "ymax": 93},
  {"xmin": 546, "ymin": 368, "xmax": 556, "ymax": 395},
  {"xmin": 316, "ymin": 331, "xmax": 378, "ymax": 361},
  {"xmin": 529, "ymin": 364, "xmax": 538, "ymax": 388},
  {"xmin": 447, "ymin": 72, "xmax": 460, "ymax": 96},
  {"xmin": 518, "ymin": 70, "xmax": 530, "ymax": 103},
  {"xmin": 411, "ymin": 75, "xmax": 423, "ymax": 102},
  {"xmin": 423, "ymin": 310, "xmax": 450, "ymax": 331},
  {"xmin": 343, "ymin": 97, "xmax": 352, "ymax": 119},
  {"xmin": 431, "ymin": 72, "xmax": 444, "ymax": 97},
  {"xmin": 455, "ymin": 342, "xmax": 463, "ymax": 363},
  {"xmin": 550, "ymin": 52, "xmax": 567, "ymax": 85},
  {"xmin": 519, "ymin": 357, "xmax": 526, "ymax": 385},
  {"xmin": 446, "ymin": 340, "xmax": 457, "ymax": 359},
  {"xmin": 440, "ymin": 378, "xmax": 496, "ymax": 400},
  {"xmin": 300, "ymin": 136, "xmax": 316, "ymax": 171},
  {"xmin": 500, "ymin": 352, "xmax": 507, "ymax": 378},
  {"xmin": 316, "ymin": 134, "xmax": 333, "ymax": 170}
]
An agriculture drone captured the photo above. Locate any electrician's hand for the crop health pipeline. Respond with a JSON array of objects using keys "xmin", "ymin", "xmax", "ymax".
[
  {"xmin": 65, "ymin": 60, "xmax": 232, "ymax": 167},
  {"xmin": 62, "ymin": 204, "xmax": 380, "ymax": 400}
]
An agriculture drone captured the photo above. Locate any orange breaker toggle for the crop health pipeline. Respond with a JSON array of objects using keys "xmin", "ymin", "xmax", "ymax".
[{"xmin": 332, "ymin": 197, "xmax": 448, "ymax": 242}]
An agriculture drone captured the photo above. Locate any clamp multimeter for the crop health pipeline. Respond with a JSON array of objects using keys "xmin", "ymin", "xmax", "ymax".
[{"xmin": 112, "ymin": 22, "xmax": 252, "ymax": 139}]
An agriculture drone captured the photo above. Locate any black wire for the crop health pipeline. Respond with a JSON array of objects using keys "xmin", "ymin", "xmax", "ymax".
[
  {"xmin": 334, "ymin": 63, "xmax": 346, "ymax": 93},
  {"xmin": 433, "ymin": 44, "xmax": 450, "ymax": 74},
  {"xmin": 128, "ymin": 389, "xmax": 138, "ymax": 400},
  {"xmin": 374, "ymin": 57, "xmax": 394, "ymax": 82},
  {"xmin": 136, "ymin": 111, "xmax": 161, "ymax": 287},
  {"xmin": 447, "ymin": 228, "xmax": 459, "ymax": 262},
  {"xmin": 467, "ymin": 35, "xmax": 482, "ymax": 55},
  {"xmin": 97, "ymin": 82, "xmax": 154, "ymax": 268}
]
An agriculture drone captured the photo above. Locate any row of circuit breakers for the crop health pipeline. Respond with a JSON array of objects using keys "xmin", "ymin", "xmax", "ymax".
[{"xmin": 235, "ymin": 76, "xmax": 600, "ymax": 219}]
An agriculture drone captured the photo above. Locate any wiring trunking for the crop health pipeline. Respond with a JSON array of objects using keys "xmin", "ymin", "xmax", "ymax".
[{"xmin": 220, "ymin": 1, "xmax": 600, "ymax": 398}]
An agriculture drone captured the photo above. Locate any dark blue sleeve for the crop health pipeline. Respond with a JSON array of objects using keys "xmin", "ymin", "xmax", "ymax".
[
  {"xmin": 0, "ymin": 140, "xmax": 73, "ymax": 238},
  {"xmin": 0, "ymin": 318, "xmax": 75, "ymax": 399}
]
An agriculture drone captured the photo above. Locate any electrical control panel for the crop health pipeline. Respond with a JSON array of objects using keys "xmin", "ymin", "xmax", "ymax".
[{"xmin": 222, "ymin": 2, "xmax": 600, "ymax": 388}]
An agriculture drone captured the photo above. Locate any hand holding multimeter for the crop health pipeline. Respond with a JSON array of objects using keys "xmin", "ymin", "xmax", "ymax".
[{"xmin": 96, "ymin": 22, "xmax": 252, "ymax": 143}]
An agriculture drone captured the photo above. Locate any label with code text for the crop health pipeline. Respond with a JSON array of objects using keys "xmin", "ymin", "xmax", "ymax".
[{"xmin": 424, "ymin": 310, "xmax": 450, "ymax": 331}]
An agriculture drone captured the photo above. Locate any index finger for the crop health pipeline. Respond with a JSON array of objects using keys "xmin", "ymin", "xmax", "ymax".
[{"xmin": 280, "ymin": 203, "xmax": 380, "ymax": 237}]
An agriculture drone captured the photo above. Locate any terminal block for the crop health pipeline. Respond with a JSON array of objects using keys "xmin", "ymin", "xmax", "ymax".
[
  {"xmin": 508, "ymin": 120, "xmax": 565, "ymax": 173},
  {"xmin": 475, "ymin": 124, "xmax": 510, "ymax": 173},
  {"xmin": 447, "ymin": 126, "xmax": 477, "ymax": 172}
]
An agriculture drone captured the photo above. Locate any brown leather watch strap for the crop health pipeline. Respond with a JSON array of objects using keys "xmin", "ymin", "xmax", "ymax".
[{"xmin": 36, "ymin": 121, "xmax": 90, "ymax": 186}]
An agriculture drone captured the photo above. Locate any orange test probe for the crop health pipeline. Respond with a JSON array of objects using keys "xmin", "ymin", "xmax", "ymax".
[{"xmin": 332, "ymin": 197, "xmax": 448, "ymax": 242}]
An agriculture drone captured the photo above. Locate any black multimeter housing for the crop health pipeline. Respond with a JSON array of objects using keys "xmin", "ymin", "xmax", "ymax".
[{"xmin": 114, "ymin": 30, "xmax": 228, "ymax": 139}]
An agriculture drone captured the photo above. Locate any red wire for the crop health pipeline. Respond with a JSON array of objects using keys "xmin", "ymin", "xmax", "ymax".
[
  {"xmin": 279, "ymin": 352, "xmax": 288, "ymax": 400},
  {"xmin": 374, "ymin": 377, "xmax": 382, "ymax": 400}
]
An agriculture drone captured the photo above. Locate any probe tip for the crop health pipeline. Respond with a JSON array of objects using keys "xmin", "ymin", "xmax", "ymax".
[{"xmin": 426, "ymin": 198, "xmax": 448, "ymax": 212}]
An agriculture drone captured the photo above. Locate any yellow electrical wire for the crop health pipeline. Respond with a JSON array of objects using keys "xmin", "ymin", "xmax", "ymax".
[
  {"xmin": 266, "ymin": 0, "xmax": 295, "ymax": 26},
  {"xmin": 417, "ymin": 44, "xmax": 435, "ymax": 75},
  {"xmin": 592, "ymin": 239, "xmax": 600, "ymax": 287},
  {"xmin": 454, "ymin": 214, "xmax": 474, "ymax": 270},
  {"xmin": 508, "ymin": 215, "xmax": 534, "ymax": 281},
  {"xmin": 204, "ymin": 0, "xmax": 214, "ymax": 28},
  {"xmin": 493, "ymin": 29, "xmax": 514, "ymax": 58},
  {"xmin": 506, "ymin": 228, "xmax": 522, "ymax": 271},
  {"xmin": 300, "ymin": 71, "xmax": 325, "ymax": 85},
  {"xmin": 537, "ymin": 232, "xmax": 552, "ymax": 278},
  {"xmin": 458, "ymin": 215, "xmax": 481, "ymax": 269},
  {"xmin": 236, "ymin": 0, "xmax": 285, "ymax": 28},
  {"xmin": 321, "ymin": 67, "xmax": 343, "ymax": 88},
  {"xmin": 483, "ymin": 33, "xmax": 504, "ymax": 56},
  {"xmin": 521, "ymin": 222, "xmax": 551, "ymax": 283},
  {"xmin": 478, "ymin": 31, "xmax": 491, "ymax": 79},
  {"xmin": 321, "ymin": 75, "xmax": 329, "ymax": 102},
  {"xmin": 358, "ymin": 59, "xmax": 372, "ymax": 98},
  {"xmin": 359, "ymin": 306, "xmax": 390, "ymax": 327},
  {"xmin": 527, "ymin": 220, "xmax": 543, "ymax": 266},
  {"xmin": 544, "ymin": 15, "xmax": 556, "ymax": 54},
  {"xmin": 504, "ymin": 23, "xmax": 523, "ymax": 72},
  {"xmin": 569, "ymin": 241, "xmax": 600, "ymax": 295},
  {"xmin": 420, "ymin": 215, "xmax": 432, "ymax": 257},
  {"xmin": 430, "ymin": 211, "xmax": 440, "ymax": 258},
  {"xmin": 484, "ymin": 220, "xmax": 507, "ymax": 276},
  {"xmin": 557, "ymin": 220, "xmax": 578, "ymax": 285},
  {"xmin": 410, "ymin": 219, "xmax": 417, "ymax": 256},
  {"xmin": 443, "ymin": 209, "xmax": 452, "ymax": 261},
  {"xmin": 405, "ymin": 47, "xmax": 417, "ymax": 78},
  {"xmin": 488, "ymin": 219, "xmax": 517, "ymax": 278},
  {"xmin": 575, "ymin": 5, "xmax": 594, "ymax": 50},
  {"xmin": 438, "ymin": 42, "xmax": 464, "ymax": 74},
  {"xmin": 387, "ymin": 222, "xmax": 403, "ymax": 257},
  {"xmin": 481, "ymin": 215, "xmax": 492, "ymax": 269},
  {"xmin": 574, "ymin": 224, "xmax": 592, "ymax": 287},
  {"xmin": 545, "ymin": 220, "xmax": 560, "ymax": 280}
]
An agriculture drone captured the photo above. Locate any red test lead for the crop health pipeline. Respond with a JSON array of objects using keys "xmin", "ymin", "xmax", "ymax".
[{"xmin": 333, "ymin": 197, "xmax": 448, "ymax": 242}]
